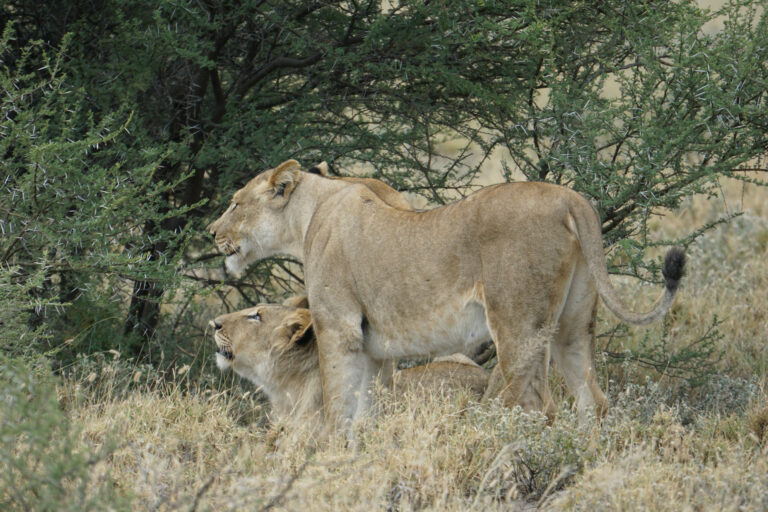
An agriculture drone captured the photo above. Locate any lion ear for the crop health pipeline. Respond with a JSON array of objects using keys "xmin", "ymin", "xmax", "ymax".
[
  {"xmin": 269, "ymin": 159, "xmax": 301, "ymax": 198},
  {"xmin": 307, "ymin": 161, "xmax": 329, "ymax": 176},
  {"xmin": 276, "ymin": 309, "xmax": 314, "ymax": 351},
  {"xmin": 282, "ymin": 294, "xmax": 309, "ymax": 309}
]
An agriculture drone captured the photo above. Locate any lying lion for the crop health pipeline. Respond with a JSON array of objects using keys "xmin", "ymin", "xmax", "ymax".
[
  {"xmin": 208, "ymin": 159, "xmax": 685, "ymax": 431},
  {"xmin": 211, "ymin": 299, "xmax": 489, "ymax": 429}
]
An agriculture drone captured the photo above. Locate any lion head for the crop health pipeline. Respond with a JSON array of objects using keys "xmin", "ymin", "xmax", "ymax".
[
  {"xmin": 211, "ymin": 302, "xmax": 319, "ymax": 421},
  {"xmin": 208, "ymin": 159, "xmax": 410, "ymax": 275},
  {"xmin": 207, "ymin": 159, "xmax": 308, "ymax": 275}
]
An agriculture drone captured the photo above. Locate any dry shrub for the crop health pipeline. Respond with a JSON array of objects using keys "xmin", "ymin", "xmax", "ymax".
[
  {"xmin": 549, "ymin": 449, "xmax": 768, "ymax": 511},
  {"xmin": 747, "ymin": 404, "xmax": 768, "ymax": 446}
]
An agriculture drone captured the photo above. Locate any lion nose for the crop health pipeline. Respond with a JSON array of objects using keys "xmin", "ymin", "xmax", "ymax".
[{"xmin": 210, "ymin": 320, "xmax": 222, "ymax": 330}]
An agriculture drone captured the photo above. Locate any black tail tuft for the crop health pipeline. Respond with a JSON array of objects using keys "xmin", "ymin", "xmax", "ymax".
[{"xmin": 662, "ymin": 247, "xmax": 686, "ymax": 292}]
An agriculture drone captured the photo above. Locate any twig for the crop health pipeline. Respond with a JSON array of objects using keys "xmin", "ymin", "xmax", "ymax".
[
  {"xmin": 189, "ymin": 473, "xmax": 217, "ymax": 512},
  {"xmin": 260, "ymin": 460, "xmax": 310, "ymax": 511}
]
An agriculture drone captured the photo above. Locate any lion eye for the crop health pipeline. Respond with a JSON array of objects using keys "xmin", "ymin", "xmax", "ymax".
[
  {"xmin": 230, "ymin": 202, "xmax": 238, "ymax": 212},
  {"xmin": 248, "ymin": 312, "xmax": 261, "ymax": 322}
]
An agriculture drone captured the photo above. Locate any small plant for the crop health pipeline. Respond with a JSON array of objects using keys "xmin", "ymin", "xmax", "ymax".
[
  {"xmin": 459, "ymin": 405, "xmax": 591, "ymax": 504},
  {"xmin": 0, "ymin": 358, "xmax": 131, "ymax": 511},
  {"xmin": 748, "ymin": 405, "xmax": 768, "ymax": 446},
  {"xmin": 600, "ymin": 316, "xmax": 723, "ymax": 388}
]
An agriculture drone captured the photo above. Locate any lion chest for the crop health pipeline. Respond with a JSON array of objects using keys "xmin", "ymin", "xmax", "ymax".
[{"xmin": 364, "ymin": 300, "xmax": 489, "ymax": 359}]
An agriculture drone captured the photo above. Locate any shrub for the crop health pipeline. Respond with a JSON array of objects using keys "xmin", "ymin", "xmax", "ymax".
[{"xmin": 0, "ymin": 358, "xmax": 131, "ymax": 511}]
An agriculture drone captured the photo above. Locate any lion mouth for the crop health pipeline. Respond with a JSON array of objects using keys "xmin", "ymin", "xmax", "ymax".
[
  {"xmin": 214, "ymin": 332, "xmax": 235, "ymax": 361},
  {"xmin": 216, "ymin": 239, "xmax": 240, "ymax": 257},
  {"xmin": 217, "ymin": 346, "xmax": 234, "ymax": 360}
]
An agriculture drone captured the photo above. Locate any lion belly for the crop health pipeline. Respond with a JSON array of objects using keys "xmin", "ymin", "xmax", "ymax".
[{"xmin": 364, "ymin": 300, "xmax": 490, "ymax": 359}]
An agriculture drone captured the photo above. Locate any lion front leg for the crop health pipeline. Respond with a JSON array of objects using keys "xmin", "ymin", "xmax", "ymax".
[{"xmin": 314, "ymin": 317, "xmax": 377, "ymax": 438}]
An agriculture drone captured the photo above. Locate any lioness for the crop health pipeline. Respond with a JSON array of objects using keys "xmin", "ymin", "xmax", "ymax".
[
  {"xmin": 211, "ymin": 301, "xmax": 489, "ymax": 429},
  {"xmin": 212, "ymin": 160, "xmax": 411, "ymax": 275},
  {"xmin": 208, "ymin": 159, "xmax": 685, "ymax": 431}
]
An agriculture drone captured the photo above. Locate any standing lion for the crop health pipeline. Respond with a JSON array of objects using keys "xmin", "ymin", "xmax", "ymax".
[{"xmin": 209, "ymin": 160, "xmax": 685, "ymax": 433}]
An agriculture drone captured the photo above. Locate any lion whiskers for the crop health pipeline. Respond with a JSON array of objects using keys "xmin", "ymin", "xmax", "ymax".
[
  {"xmin": 225, "ymin": 237, "xmax": 267, "ymax": 276},
  {"xmin": 213, "ymin": 332, "xmax": 234, "ymax": 370}
]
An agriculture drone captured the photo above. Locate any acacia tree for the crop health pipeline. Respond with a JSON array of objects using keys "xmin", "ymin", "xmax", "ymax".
[
  {"xmin": 0, "ymin": 27, "xmax": 188, "ymax": 359},
  {"xmin": 1, "ymin": 0, "xmax": 766, "ymax": 364},
  {"xmin": 483, "ymin": 1, "xmax": 768, "ymax": 265}
]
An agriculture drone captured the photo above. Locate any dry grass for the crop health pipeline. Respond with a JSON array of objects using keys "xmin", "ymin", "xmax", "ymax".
[
  {"xmin": 55, "ymin": 363, "xmax": 768, "ymax": 511},
  {"xmin": 5, "ymin": 176, "xmax": 767, "ymax": 510}
]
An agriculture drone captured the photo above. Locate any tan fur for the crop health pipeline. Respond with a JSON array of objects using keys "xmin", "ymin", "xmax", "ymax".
[
  {"xmin": 207, "ymin": 160, "xmax": 411, "ymax": 275},
  {"xmin": 309, "ymin": 160, "xmax": 412, "ymax": 211},
  {"xmin": 211, "ymin": 304, "xmax": 488, "ymax": 431},
  {"xmin": 209, "ymin": 160, "xmax": 683, "ymax": 430},
  {"xmin": 394, "ymin": 360, "xmax": 489, "ymax": 399},
  {"xmin": 282, "ymin": 294, "xmax": 310, "ymax": 308}
]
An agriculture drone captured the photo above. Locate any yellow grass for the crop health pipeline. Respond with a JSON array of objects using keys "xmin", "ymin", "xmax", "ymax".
[{"xmin": 58, "ymin": 362, "xmax": 768, "ymax": 510}]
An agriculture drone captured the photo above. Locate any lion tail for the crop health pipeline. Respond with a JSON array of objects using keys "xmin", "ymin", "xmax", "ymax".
[{"xmin": 568, "ymin": 201, "xmax": 685, "ymax": 325}]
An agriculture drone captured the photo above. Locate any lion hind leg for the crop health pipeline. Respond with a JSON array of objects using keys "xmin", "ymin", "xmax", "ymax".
[
  {"xmin": 482, "ymin": 321, "xmax": 556, "ymax": 420},
  {"xmin": 551, "ymin": 335, "xmax": 608, "ymax": 421},
  {"xmin": 552, "ymin": 293, "xmax": 609, "ymax": 421}
]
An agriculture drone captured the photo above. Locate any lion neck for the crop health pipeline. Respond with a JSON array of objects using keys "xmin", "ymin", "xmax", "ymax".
[
  {"xmin": 282, "ymin": 173, "xmax": 349, "ymax": 258},
  {"xmin": 263, "ymin": 341, "xmax": 323, "ymax": 423},
  {"xmin": 268, "ymin": 362, "xmax": 323, "ymax": 423}
]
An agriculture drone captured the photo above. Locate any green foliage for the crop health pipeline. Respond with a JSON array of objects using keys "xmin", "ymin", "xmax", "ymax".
[
  {"xmin": 0, "ymin": 358, "xmax": 131, "ymax": 511},
  {"xmin": 601, "ymin": 317, "xmax": 723, "ymax": 387},
  {"xmin": 0, "ymin": 22, "xmax": 191, "ymax": 360},
  {"xmin": 0, "ymin": 265, "xmax": 54, "ymax": 359},
  {"xmin": 488, "ymin": 0, "xmax": 768, "ymax": 276}
]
